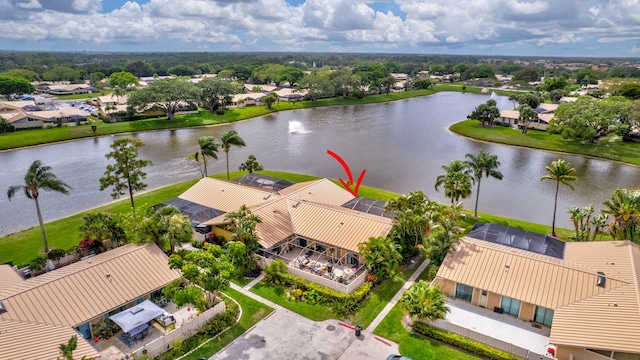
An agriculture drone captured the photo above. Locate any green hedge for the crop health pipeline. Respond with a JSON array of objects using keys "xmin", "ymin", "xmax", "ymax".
[
  {"xmin": 412, "ymin": 321, "xmax": 522, "ymax": 360},
  {"xmin": 265, "ymin": 259, "xmax": 372, "ymax": 315}
]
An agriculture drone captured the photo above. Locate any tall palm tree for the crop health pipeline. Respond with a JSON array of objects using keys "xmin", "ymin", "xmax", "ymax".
[
  {"xmin": 194, "ymin": 136, "xmax": 219, "ymax": 177},
  {"xmin": 220, "ymin": 130, "xmax": 246, "ymax": 179},
  {"xmin": 7, "ymin": 160, "xmax": 70, "ymax": 253},
  {"xmin": 541, "ymin": 159, "xmax": 577, "ymax": 236},
  {"xmin": 465, "ymin": 150, "xmax": 503, "ymax": 217},
  {"xmin": 435, "ymin": 160, "xmax": 474, "ymax": 204}
]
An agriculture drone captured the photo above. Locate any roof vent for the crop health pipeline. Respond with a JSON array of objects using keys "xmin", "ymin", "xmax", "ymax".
[
  {"xmin": 292, "ymin": 201, "xmax": 300, "ymax": 208},
  {"xmin": 263, "ymin": 194, "xmax": 271, "ymax": 200},
  {"xmin": 0, "ymin": 300, "xmax": 6, "ymax": 314},
  {"xmin": 597, "ymin": 271, "xmax": 606, "ymax": 287}
]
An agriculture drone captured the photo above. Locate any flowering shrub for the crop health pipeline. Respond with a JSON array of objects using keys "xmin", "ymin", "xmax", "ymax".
[{"xmin": 78, "ymin": 238, "xmax": 102, "ymax": 256}]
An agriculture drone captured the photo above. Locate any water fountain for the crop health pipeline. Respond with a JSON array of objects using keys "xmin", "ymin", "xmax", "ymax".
[
  {"xmin": 288, "ymin": 120, "xmax": 310, "ymax": 134},
  {"xmin": 490, "ymin": 91, "xmax": 497, "ymax": 100}
]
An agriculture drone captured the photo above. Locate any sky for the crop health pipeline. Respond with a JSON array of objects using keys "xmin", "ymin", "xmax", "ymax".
[{"xmin": 1, "ymin": 0, "xmax": 640, "ymax": 57}]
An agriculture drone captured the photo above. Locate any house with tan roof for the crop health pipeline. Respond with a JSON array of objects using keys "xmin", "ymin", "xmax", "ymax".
[
  {"xmin": 40, "ymin": 83, "xmax": 97, "ymax": 95},
  {"xmin": 230, "ymin": 92, "xmax": 265, "ymax": 107},
  {"xmin": 434, "ymin": 223, "xmax": 640, "ymax": 360},
  {"xmin": 0, "ymin": 244, "xmax": 181, "ymax": 360},
  {"xmin": 0, "ymin": 101, "xmax": 88, "ymax": 129},
  {"xmin": 497, "ymin": 103, "xmax": 556, "ymax": 131},
  {"xmin": 162, "ymin": 174, "xmax": 393, "ymax": 293}
]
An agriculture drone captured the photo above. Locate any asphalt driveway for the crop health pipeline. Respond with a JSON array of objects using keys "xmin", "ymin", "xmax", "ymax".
[{"xmin": 210, "ymin": 309, "xmax": 399, "ymax": 360}]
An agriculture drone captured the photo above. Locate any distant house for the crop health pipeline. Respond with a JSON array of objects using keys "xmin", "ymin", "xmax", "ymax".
[
  {"xmin": 558, "ymin": 96, "xmax": 578, "ymax": 103},
  {"xmin": 243, "ymin": 83, "xmax": 277, "ymax": 93},
  {"xmin": 497, "ymin": 103, "xmax": 556, "ymax": 131},
  {"xmin": 0, "ymin": 244, "xmax": 181, "ymax": 360},
  {"xmin": 434, "ymin": 223, "xmax": 640, "ymax": 360},
  {"xmin": 274, "ymin": 88, "xmax": 308, "ymax": 101},
  {"xmin": 97, "ymin": 94, "xmax": 129, "ymax": 107},
  {"xmin": 40, "ymin": 83, "xmax": 97, "ymax": 95},
  {"xmin": 230, "ymin": 92, "xmax": 264, "ymax": 108}
]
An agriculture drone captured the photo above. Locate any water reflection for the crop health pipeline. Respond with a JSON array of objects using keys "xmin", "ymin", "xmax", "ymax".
[{"xmin": 1, "ymin": 92, "xmax": 639, "ymax": 237}]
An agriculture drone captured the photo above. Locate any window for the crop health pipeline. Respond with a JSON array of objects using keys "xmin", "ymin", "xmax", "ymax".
[
  {"xmin": 455, "ymin": 283, "xmax": 473, "ymax": 302},
  {"xmin": 535, "ymin": 306, "xmax": 554, "ymax": 327},
  {"xmin": 501, "ymin": 296, "xmax": 521, "ymax": 317}
]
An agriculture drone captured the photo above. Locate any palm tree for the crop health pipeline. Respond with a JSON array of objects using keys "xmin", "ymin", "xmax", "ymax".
[
  {"xmin": 7, "ymin": 160, "xmax": 70, "ymax": 253},
  {"xmin": 465, "ymin": 150, "xmax": 503, "ymax": 217},
  {"xmin": 194, "ymin": 136, "xmax": 219, "ymax": 177},
  {"xmin": 435, "ymin": 160, "xmax": 474, "ymax": 204},
  {"xmin": 541, "ymin": 159, "xmax": 577, "ymax": 236},
  {"xmin": 358, "ymin": 236, "xmax": 403, "ymax": 280},
  {"xmin": 602, "ymin": 188, "xmax": 640, "ymax": 241},
  {"xmin": 220, "ymin": 130, "xmax": 246, "ymax": 179},
  {"xmin": 162, "ymin": 213, "xmax": 194, "ymax": 253},
  {"xmin": 400, "ymin": 281, "xmax": 450, "ymax": 322}
]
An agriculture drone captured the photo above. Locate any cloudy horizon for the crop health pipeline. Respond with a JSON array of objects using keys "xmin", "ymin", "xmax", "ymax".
[{"xmin": 1, "ymin": 0, "xmax": 640, "ymax": 58}]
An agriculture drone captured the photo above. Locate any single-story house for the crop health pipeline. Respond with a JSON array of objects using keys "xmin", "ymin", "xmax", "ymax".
[
  {"xmin": 434, "ymin": 223, "xmax": 640, "ymax": 360},
  {"xmin": 558, "ymin": 97, "xmax": 578, "ymax": 103},
  {"xmin": 97, "ymin": 94, "xmax": 129, "ymax": 107},
  {"xmin": 497, "ymin": 107, "xmax": 554, "ymax": 131},
  {"xmin": 274, "ymin": 88, "xmax": 308, "ymax": 101},
  {"xmin": 164, "ymin": 175, "xmax": 393, "ymax": 293},
  {"xmin": 0, "ymin": 243, "xmax": 181, "ymax": 360},
  {"xmin": 41, "ymin": 83, "xmax": 97, "ymax": 95},
  {"xmin": 243, "ymin": 83, "xmax": 277, "ymax": 93},
  {"xmin": 391, "ymin": 73, "xmax": 408, "ymax": 81},
  {"xmin": 230, "ymin": 92, "xmax": 264, "ymax": 107}
]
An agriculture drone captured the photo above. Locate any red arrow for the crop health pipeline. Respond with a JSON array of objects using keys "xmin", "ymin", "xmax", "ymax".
[{"xmin": 327, "ymin": 150, "xmax": 366, "ymax": 196}]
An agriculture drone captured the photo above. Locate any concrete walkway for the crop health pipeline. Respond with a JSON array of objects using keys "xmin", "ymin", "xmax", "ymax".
[
  {"xmin": 230, "ymin": 282, "xmax": 284, "ymax": 311},
  {"xmin": 365, "ymin": 257, "xmax": 430, "ymax": 332},
  {"xmin": 243, "ymin": 273, "xmax": 265, "ymax": 290}
]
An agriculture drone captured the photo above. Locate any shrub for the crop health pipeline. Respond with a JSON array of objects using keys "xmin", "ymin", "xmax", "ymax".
[
  {"xmin": 216, "ymin": 109, "xmax": 225, "ymax": 115},
  {"xmin": 412, "ymin": 322, "xmax": 521, "ymax": 360},
  {"xmin": 366, "ymin": 273, "xmax": 379, "ymax": 284},
  {"xmin": 28, "ymin": 256, "xmax": 47, "ymax": 272},
  {"xmin": 47, "ymin": 248, "xmax": 66, "ymax": 262},
  {"xmin": 263, "ymin": 265, "xmax": 373, "ymax": 316}
]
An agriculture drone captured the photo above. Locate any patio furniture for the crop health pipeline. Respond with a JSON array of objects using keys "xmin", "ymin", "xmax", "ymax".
[{"xmin": 155, "ymin": 312, "xmax": 175, "ymax": 327}]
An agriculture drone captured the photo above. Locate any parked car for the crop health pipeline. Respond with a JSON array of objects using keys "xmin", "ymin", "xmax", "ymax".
[{"xmin": 387, "ymin": 356, "xmax": 412, "ymax": 360}]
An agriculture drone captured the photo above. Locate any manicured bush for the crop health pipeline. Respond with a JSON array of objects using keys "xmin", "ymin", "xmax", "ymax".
[
  {"xmin": 412, "ymin": 321, "xmax": 521, "ymax": 360},
  {"xmin": 47, "ymin": 248, "xmax": 66, "ymax": 262},
  {"xmin": 28, "ymin": 256, "xmax": 47, "ymax": 272},
  {"xmin": 263, "ymin": 259, "xmax": 373, "ymax": 315}
]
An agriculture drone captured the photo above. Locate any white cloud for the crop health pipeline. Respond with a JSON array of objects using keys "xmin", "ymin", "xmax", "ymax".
[{"xmin": 0, "ymin": 0, "xmax": 639, "ymax": 54}]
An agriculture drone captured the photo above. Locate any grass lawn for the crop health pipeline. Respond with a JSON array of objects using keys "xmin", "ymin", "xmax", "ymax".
[
  {"xmin": 250, "ymin": 281, "xmax": 341, "ymax": 321},
  {"xmin": 348, "ymin": 254, "xmax": 425, "ymax": 328},
  {"xmin": 0, "ymin": 170, "xmax": 572, "ymax": 267},
  {"xmin": 374, "ymin": 302, "xmax": 479, "ymax": 360},
  {"xmin": 450, "ymin": 120, "xmax": 640, "ymax": 166},
  {"xmin": 182, "ymin": 287, "xmax": 274, "ymax": 360}
]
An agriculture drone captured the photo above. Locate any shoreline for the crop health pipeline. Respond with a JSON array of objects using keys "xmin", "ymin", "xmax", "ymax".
[{"xmin": 449, "ymin": 120, "xmax": 640, "ymax": 168}]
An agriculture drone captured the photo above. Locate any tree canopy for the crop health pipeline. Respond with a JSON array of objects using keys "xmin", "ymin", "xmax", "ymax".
[
  {"xmin": 99, "ymin": 137, "xmax": 153, "ymax": 208},
  {"xmin": 0, "ymin": 76, "xmax": 35, "ymax": 99},
  {"xmin": 549, "ymin": 96, "xmax": 630, "ymax": 142},
  {"xmin": 197, "ymin": 77, "xmax": 234, "ymax": 113},
  {"xmin": 467, "ymin": 99, "xmax": 499, "ymax": 127},
  {"xmin": 128, "ymin": 78, "xmax": 201, "ymax": 121},
  {"xmin": 108, "ymin": 71, "xmax": 138, "ymax": 90}
]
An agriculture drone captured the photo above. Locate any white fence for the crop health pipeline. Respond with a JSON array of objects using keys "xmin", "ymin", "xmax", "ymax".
[
  {"xmin": 430, "ymin": 319, "xmax": 546, "ymax": 360},
  {"xmin": 256, "ymin": 255, "xmax": 368, "ymax": 293},
  {"xmin": 128, "ymin": 301, "xmax": 226, "ymax": 359}
]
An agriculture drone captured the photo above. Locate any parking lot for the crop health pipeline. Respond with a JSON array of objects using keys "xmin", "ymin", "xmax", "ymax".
[{"xmin": 211, "ymin": 309, "xmax": 399, "ymax": 360}]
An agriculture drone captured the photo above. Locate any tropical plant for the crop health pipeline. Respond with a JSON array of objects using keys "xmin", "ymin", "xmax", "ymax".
[
  {"xmin": 400, "ymin": 281, "xmax": 450, "ymax": 322},
  {"xmin": 424, "ymin": 211, "xmax": 464, "ymax": 266},
  {"xmin": 194, "ymin": 136, "xmax": 219, "ymax": 177},
  {"xmin": 435, "ymin": 160, "xmax": 474, "ymax": 204},
  {"xmin": 518, "ymin": 104, "xmax": 538, "ymax": 135},
  {"xmin": 79, "ymin": 211, "xmax": 126, "ymax": 247},
  {"xmin": 58, "ymin": 335, "xmax": 87, "ymax": 360},
  {"xmin": 168, "ymin": 242, "xmax": 235, "ymax": 307},
  {"xmin": 567, "ymin": 204, "xmax": 596, "ymax": 241},
  {"xmin": 357, "ymin": 236, "xmax": 402, "ymax": 280},
  {"xmin": 99, "ymin": 137, "xmax": 152, "ymax": 209},
  {"xmin": 220, "ymin": 130, "xmax": 246, "ymax": 180},
  {"xmin": 541, "ymin": 159, "xmax": 578, "ymax": 236},
  {"xmin": 163, "ymin": 213, "xmax": 194, "ymax": 253},
  {"xmin": 7, "ymin": 160, "xmax": 70, "ymax": 253},
  {"xmin": 225, "ymin": 205, "xmax": 262, "ymax": 275},
  {"xmin": 136, "ymin": 205, "xmax": 191, "ymax": 252},
  {"xmin": 262, "ymin": 93, "xmax": 279, "ymax": 108},
  {"xmin": 465, "ymin": 150, "xmax": 503, "ymax": 217},
  {"xmin": 239, "ymin": 154, "xmax": 263, "ymax": 173},
  {"xmin": 602, "ymin": 188, "xmax": 640, "ymax": 242}
]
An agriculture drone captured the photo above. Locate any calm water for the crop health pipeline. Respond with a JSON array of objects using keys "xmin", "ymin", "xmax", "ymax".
[{"xmin": 2, "ymin": 92, "xmax": 639, "ymax": 237}]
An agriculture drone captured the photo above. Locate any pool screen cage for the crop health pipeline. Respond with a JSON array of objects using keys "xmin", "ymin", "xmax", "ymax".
[{"xmin": 234, "ymin": 173, "xmax": 294, "ymax": 191}]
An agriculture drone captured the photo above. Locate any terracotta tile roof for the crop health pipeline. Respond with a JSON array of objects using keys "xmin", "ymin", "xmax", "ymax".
[{"xmin": 0, "ymin": 319, "xmax": 100, "ymax": 360}]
